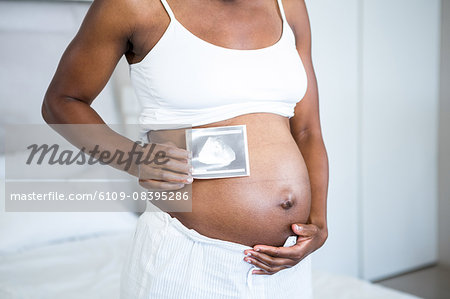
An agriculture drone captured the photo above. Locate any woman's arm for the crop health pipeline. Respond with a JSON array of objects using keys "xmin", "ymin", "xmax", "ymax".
[
  {"xmin": 42, "ymin": 0, "xmax": 191, "ymax": 190},
  {"xmin": 289, "ymin": 0, "xmax": 329, "ymax": 236},
  {"xmin": 243, "ymin": 0, "xmax": 329, "ymax": 274}
]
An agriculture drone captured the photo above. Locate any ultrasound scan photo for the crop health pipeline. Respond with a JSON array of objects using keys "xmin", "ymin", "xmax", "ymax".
[{"xmin": 186, "ymin": 125, "xmax": 250, "ymax": 179}]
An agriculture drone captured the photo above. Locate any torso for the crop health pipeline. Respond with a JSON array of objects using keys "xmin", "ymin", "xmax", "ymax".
[
  {"xmin": 129, "ymin": 0, "xmax": 311, "ymax": 247},
  {"xmin": 170, "ymin": 113, "xmax": 311, "ymax": 247},
  {"xmin": 126, "ymin": 0, "xmax": 290, "ymax": 63}
]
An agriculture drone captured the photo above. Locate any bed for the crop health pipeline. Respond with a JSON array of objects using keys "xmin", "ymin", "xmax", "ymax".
[
  {"xmin": 0, "ymin": 212, "xmax": 420, "ymax": 299},
  {"xmin": 0, "ymin": 232, "xmax": 134, "ymax": 299}
]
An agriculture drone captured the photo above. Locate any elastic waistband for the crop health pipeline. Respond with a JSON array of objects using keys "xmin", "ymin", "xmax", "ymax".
[{"xmin": 143, "ymin": 203, "xmax": 253, "ymax": 253}]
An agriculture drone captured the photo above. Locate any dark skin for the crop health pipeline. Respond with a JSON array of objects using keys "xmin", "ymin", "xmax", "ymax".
[{"xmin": 42, "ymin": 0, "xmax": 328, "ymax": 275}]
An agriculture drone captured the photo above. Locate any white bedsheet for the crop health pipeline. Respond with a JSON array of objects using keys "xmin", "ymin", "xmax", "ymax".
[
  {"xmin": 0, "ymin": 231, "xmax": 421, "ymax": 299},
  {"xmin": 0, "ymin": 232, "xmax": 134, "ymax": 299}
]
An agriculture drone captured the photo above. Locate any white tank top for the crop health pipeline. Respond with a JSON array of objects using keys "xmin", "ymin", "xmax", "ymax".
[{"xmin": 130, "ymin": 0, "xmax": 308, "ymax": 134}]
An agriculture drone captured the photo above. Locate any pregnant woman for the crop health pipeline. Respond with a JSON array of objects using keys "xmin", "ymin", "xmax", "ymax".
[{"xmin": 42, "ymin": 0, "xmax": 329, "ymax": 298}]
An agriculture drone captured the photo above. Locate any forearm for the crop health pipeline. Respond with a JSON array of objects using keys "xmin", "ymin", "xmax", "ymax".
[
  {"xmin": 295, "ymin": 130, "xmax": 329, "ymax": 231},
  {"xmin": 41, "ymin": 96, "xmax": 142, "ymax": 177}
]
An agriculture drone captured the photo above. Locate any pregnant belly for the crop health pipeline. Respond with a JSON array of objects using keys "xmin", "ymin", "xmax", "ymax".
[{"xmin": 165, "ymin": 113, "xmax": 312, "ymax": 247}]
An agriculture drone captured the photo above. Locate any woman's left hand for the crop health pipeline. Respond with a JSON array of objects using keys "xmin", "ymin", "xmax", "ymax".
[{"xmin": 243, "ymin": 223, "xmax": 328, "ymax": 275}]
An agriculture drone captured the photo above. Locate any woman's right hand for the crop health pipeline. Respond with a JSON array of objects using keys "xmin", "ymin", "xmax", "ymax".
[{"xmin": 138, "ymin": 141, "xmax": 192, "ymax": 191}]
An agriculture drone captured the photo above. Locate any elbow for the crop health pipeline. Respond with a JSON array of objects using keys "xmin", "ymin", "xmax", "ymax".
[
  {"xmin": 322, "ymin": 227, "xmax": 328, "ymax": 244},
  {"xmin": 317, "ymin": 225, "xmax": 328, "ymax": 248},
  {"xmin": 41, "ymin": 96, "xmax": 56, "ymax": 124},
  {"xmin": 41, "ymin": 91, "xmax": 67, "ymax": 124},
  {"xmin": 41, "ymin": 99, "xmax": 50, "ymax": 124}
]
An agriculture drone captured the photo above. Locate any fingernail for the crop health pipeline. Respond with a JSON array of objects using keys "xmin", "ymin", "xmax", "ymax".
[
  {"xmin": 186, "ymin": 176, "xmax": 193, "ymax": 183},
  {"xmin": 246, "ymin": 252, "xmax": 252, "ymax": 256},
  {"xmin": 296, "ymin": 224, "xmax": 302, "ymax": 231},
  {"xmin": 245, "ymin": 259, "xmax": 252, "ymax": 264},
  {"xmin": 254, "ymin": 248, "xmax": 260, "ymax": 252}
]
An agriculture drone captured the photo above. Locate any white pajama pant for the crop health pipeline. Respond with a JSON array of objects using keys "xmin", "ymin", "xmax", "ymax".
[{"xmin": 120, "ymin": 204, "xmax": 313, "ymax": 299}]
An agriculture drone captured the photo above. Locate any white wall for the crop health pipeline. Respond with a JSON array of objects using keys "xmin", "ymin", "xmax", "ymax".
[
  {"xmin": 438, "ymin": 0, "xmax": 450, "ymax": 268},
  {"xmin": 0, "ymin": 1, "xmax": 120, "ymax": 129},
  {"xmin": 360, "ymin": 0, "xmax": 441, "ymax": 280},
  {"xmin": 307, "ymin": 0, "xmax": 441, "ymax": 280}
]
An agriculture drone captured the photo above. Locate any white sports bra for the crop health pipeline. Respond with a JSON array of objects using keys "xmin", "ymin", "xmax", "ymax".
[{"xmin": 130, "ymin": 0, "xmax": 308, "ymax": 135}]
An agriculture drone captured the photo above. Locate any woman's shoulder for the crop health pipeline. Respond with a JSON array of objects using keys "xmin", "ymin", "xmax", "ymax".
[
  {"xmin": 281, "ymin": 0, "xmax": 311, "ymax": 47},
  {"xmin": 86, "ymin": 0, "xmax": 163, "ymax": 31}
]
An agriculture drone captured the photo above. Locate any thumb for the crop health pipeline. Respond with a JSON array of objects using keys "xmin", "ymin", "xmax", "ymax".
[{"xmin": 292, "ymin": 223, "xmax": 319, "ymax": 237}]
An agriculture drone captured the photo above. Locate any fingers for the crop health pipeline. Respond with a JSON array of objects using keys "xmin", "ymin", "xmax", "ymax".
[
  {"xmin": 241, "ymin": 225, "xmax": 324, "ymax": 276},
  {"xmin": 138, "ymin": 141, "xmax": 193, "ymax": 188},
  {"xmin": 140, "ymin": 142, "xmax": 191, "ymax": 163},
  {"xmin": 250, "ymin": 241, "xmax": 315, "ymax": 261},
  {"xmin": 139, "ymin": 179, "xmax": 186, "ymax": 191},
  {"xmin": 157, "ymin": 142, "xmax": 191, "ymax": 161},
  {"xmin": 243, "ymin": 255, "xmax": 291, "ymax": 275},
  {"xmin": 141, "ymin": 168, "xmax": 192, "ymax": 183},
  {"xmin": 162, "ymin": 157, "xmax": 191, "ymax": 175},
  {"xmin": 249, "ymin": 245, "xmax": 300, "ymax": 260},
  {"xmin": 243, "ymin": 243, "xmax": 312, "ymax": 275},
  {"xmin": 244, "ymin": 250, "xmax": 296, "ymax": 266},
  {"xmin": 140, "ymin": 161, "xmax": 191, "ymax": 180},
  {"xmin": 251, "ymin": 269, "xmax": 276, "ymax": 275},
  {"xmin": 291, "ymin": 223, "xmax": 320, "ymax": 237},
  {"xmin": 138, "ymin": 163, "xmax": 192, "ymax": 190}
]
